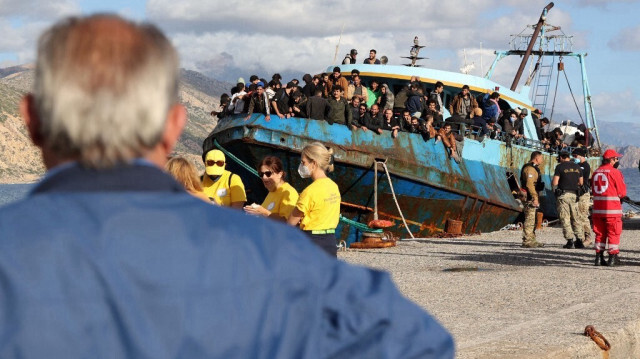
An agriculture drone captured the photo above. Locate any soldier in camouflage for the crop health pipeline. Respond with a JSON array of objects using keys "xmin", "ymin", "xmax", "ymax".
[
  {"xmin": 552, "ymin": 152, "xmax": 585, "ymax": 249},
  {"xmin": 520, "ymin": 151, "xmax": 545, "ymax": 248},
  {"xmin": 572, "ymin": 148, "xmax": 592, "ymax": 247}
]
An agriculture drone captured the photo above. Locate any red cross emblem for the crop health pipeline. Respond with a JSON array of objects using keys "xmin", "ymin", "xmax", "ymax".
[{"xmin": 593, "ymin": 173, "xmax": 609, "ymax": 194}]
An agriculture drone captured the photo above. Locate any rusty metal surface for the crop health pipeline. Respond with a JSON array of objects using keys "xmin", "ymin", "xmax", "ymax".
[{"xmin": 204, "ymin": 114, "xmax": 589, "ymax": 244}]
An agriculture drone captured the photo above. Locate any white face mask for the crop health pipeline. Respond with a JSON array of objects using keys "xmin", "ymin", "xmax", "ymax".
[{"xmin": 298, "ymin": 163, "xmax": 312, "ymax": 178}]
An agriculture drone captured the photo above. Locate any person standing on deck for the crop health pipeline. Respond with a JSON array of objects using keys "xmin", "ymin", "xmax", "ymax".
[
  {"xmin": 573, "ymin": 147, "xmax": 593, "ymax": 247},
  {"xmin": 244, "ymin": 81, "xmax": 271, "ymax": 121},
  {"xmin": 521, "ymin": 151, "xmax": 546, "ymax": 248},
  {"xmin": 552, "ymin": 152, "xmax": 585, "ymax": 249},
  {"xmin": 592, "ymin": 149, "xmax": 627, "ymax": 266},
  {"xmin": 363, "ymin": 49, "xmax": 381, "ymax": 64},
  {"xmin": 327, "ymin": 86, "xmax": 351, "ymax": 126},
  {"xmin": 328, "ymin": 66, "xmax": 349, "ymax": 100},
  {"xmin": 449, "ymin": 85, "xmax": 478, "ymax": 121},
  {"xmin": 429, "ymin": 81, "xmax": 445, "ymax": 117},
  {"xmin": 342, "ymin": 48, "xmax": 358, "ymax": 64}
]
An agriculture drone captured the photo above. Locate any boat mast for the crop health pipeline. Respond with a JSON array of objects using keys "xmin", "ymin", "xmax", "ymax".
[{"xmin": 510, "ymin": 2, "xmax": 554, "ymax": 91}]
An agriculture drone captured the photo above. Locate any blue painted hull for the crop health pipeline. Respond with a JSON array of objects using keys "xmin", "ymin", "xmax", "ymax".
[{"xmin": 205, "ymin": 114, "xmax": 574, "ymax": 243}]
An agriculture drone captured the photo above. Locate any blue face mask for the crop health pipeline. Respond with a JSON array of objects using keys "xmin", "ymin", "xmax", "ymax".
[{"xmin": 573, "ymin": 158, "xmax": 580, "ymax": 164}]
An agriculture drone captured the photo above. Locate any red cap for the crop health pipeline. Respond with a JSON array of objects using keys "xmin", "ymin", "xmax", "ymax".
[{"xmin": 602, "ymin": 149, "xmax": 622, "ymax": 159}]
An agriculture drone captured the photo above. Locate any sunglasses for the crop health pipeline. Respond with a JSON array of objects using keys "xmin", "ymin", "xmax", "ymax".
[
  {"xmin": 206, "ymin": 160, "xmax": 225, "ymax": 167},
  {"xmin": 259, "ymin": 171, "xmax": 273, "ymax": 178}
]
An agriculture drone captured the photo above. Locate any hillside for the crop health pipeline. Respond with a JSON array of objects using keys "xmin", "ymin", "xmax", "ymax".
[
  {"xmin": 0, "ymin": 66, "xmax": 232, "ymax": 184},
  {"xmin": 605, "ymin": 145, "xmax": 640, "ymax": 170},
  {"xmin": 597, "ymin": 120, "xmax": 640, "ymax": 148}
]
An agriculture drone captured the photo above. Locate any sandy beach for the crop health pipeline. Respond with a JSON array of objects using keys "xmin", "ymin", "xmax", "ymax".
[{"xmin": 339, "ymin": 218, "xmax": 640, "ymax": 358}]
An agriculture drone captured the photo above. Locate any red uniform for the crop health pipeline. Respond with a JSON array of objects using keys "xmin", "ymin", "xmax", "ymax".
[{"xmin": 591, "ymin": 163, "xmax": 627, "ymax": 254}]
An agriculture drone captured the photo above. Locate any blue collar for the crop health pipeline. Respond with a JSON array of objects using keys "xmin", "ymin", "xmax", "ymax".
[{"xmin": 31, "ymin": 162, "xmax": 185, "ymax": 194}]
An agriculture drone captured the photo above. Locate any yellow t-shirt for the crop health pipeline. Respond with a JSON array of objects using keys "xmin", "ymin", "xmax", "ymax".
[
  {"xmin": 296, "ymin": 177, "xmax": 341, "ymax": 230},
  {"xmin": 202, "ymin": 170, "xmax": 247, "ymax": 206},
  {"xmin": 261, "ymin": 182, "xmax": 299, "ymax": 220}
]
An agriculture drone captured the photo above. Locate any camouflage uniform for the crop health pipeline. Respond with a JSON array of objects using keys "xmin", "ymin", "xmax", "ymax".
[
  {"xmin": 556, "ymin": 192, "xmax": 584, "ymax": 241},
  {"xmin": 577, "ymin": 193, "xmax": 592, "ymax": 245},
  {"xmin": 521, "ymin": 163, "xmax": 543, "ymax": 247}
]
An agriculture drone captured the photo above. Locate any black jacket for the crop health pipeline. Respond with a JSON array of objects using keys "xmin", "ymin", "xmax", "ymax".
[{"xmin": 306, "ymin": 96, "xmax": 330, "ymax": 121}]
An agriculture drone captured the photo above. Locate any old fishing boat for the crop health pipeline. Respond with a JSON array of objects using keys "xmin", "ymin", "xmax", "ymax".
[{"xmin": 203, "ymin": 3, "xmax": 602, "ymax": 244}]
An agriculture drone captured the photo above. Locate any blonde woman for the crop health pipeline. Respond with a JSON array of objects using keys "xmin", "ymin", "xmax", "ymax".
[
  {"xmin": 244, "ymin": 156, "xmax": 299, "ymax": 221},
  {"xmin": 165, "ymin": 157, "xmax": 212, "ymax": 203},
  {"xmin": 287, "ymin": 142, "xmax": 341, "ymax": 257}
]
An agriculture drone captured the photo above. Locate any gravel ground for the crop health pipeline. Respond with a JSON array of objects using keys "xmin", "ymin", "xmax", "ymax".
[{"xmin": 339, "ymin": 218, "xmax": 640, "ymax": 358}]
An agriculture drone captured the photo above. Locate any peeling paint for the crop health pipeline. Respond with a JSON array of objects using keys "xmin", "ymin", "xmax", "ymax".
[{"xmin": 204, "ymin": 115, "xmax": 600, "ymax": 244}]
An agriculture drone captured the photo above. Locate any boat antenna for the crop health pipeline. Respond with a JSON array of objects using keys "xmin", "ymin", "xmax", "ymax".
[
  {"xmin": 333, "ymin": 23, "xmax": 345, "ymax": 64},
  {"xmin": 480, "ymin": 41, "xmax": 483, "ymax": 77},
  {"xmin": 510, "ymin": 2, "xmax": 554, "ymax": 91},
  {"xmin": 460, "ymin": 48, "xmax": 475, "ymax": 74}
]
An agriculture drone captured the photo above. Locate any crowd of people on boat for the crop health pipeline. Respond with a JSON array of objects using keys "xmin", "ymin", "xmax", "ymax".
[{"xmin": 211, "ymin": 64, "xmax": 594, "ymax": 157}]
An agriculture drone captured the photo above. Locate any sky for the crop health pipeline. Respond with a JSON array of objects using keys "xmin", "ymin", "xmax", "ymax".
[{"xmin": 1, "ymin": 0, "xmax": 639, "ymax": 126}]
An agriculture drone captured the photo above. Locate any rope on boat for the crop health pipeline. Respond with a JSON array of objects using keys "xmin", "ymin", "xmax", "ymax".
[
  {"xmin": 213, "ymin": 138, "xmax": 381, "ymax": 233},
  {"xmin": 213, "ymin": 139, "xmax": 259, "ymax": 177},
  {"xmin": 381, "ymin": 162, "xmax": 415, "ymax": 239}
]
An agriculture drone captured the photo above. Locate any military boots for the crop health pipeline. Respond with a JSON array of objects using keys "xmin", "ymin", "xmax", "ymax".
[
  {"xmin": 574, "ymin": 239, "xmax": 585, "ymax": 249},
  {"xmin": 594, "ymin": 252, "xmax": 608, "ymax": 266},
  {"xmin": 563, "ymin": 239, "xmax": 574, "ymax": 249},
  {"xmin": 608, "ymin": 254, "xmax": 621, "ymax": 267}
]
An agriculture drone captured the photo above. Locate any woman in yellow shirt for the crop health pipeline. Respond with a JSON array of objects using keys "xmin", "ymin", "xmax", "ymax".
[
  {"xmin": 244, "ymin": 156, "xmax": 299, "ymax": 221},
  {"xmin": 287, "ymin": 142, "xmax": 341, "ymax": 257}
]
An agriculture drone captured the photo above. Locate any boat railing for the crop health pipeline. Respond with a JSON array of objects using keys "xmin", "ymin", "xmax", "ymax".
[{"xmin": 439, "ymin": 120, "xmax": 582, "ymax": 155}]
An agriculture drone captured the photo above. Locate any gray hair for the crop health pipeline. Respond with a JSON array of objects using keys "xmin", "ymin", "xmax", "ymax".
[{"xmin": 33, "ymin": 14, "xmax": 179, "ymax": 167}]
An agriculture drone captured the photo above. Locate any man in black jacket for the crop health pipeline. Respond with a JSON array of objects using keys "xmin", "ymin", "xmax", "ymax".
[{"xmin": 305, "ymin": 89, "xmax": 330, "ymax": 121}]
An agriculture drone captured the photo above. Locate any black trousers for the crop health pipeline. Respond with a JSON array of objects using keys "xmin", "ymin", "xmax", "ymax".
[{"xmin": 305, "ymin": 232, "xmax": 337, "ymax": 257}]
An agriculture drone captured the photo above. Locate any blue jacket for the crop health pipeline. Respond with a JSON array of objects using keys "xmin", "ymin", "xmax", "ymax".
[
  {"xmin": 0, "ymin": 163, "xmax": 454, "ymax": 358},
  {"xmin": 406, "ymin": 91, "xmax": 424, "ymax": 115},
  {"xmin": 482, "ymin": 93, "xmax": 499, "ymax": 122}
]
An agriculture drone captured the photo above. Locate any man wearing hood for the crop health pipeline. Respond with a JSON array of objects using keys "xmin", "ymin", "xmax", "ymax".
[{"xmin": 202, "ymin": 149, "xmax": 246, "ymax": 208}]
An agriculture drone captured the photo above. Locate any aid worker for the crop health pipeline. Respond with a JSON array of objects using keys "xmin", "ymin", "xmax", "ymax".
[
  {"xmin": 244, "ymin": 156, "xmax": 299, "ymax": 221},
  {"xmin": 201, "ymin": 149, "xmax": 246, "ymax": 209},
  {"xmin": 591, "ymin": 149, "xmax": 627, "ymax": 266},
  {"xmin": 287, "ymin": 142, "xmax": 341, "ymax": 257}
]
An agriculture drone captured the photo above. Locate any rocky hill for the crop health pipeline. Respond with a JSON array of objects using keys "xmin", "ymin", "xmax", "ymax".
[
  {"xmin": 604, "ymin": 145, "xmax": 640, "ymax": 170},
  {"xmin": 0, "ymin": 66, "xmax": 232, "ymax": 184}
]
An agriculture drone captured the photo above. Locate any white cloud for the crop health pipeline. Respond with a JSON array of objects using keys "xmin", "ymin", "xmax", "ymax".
[
  {"xmin": 608, "ymin": 25, "xmax": 640, "ymax": 51},
  {"xmin": 0, "ymin": 0, "xmax": 78, "ymax": 18},
  {"xmin": 150, "ymin": 0, "xmax": 584, "ymax": 85},
  {"xmin": 574, "ymin": 0, "xmax": 639, "ymax": 8}
]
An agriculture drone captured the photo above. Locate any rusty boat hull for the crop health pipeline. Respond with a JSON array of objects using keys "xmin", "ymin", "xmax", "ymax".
[{"xmin": 204, "ymin": 114, "xmax": 578, "ymax": 244}]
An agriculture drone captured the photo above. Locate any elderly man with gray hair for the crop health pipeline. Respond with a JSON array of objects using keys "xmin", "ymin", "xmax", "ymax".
[{"xmin": 0, "ymin": 14, "xmax": 453, "ymax": 359}]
